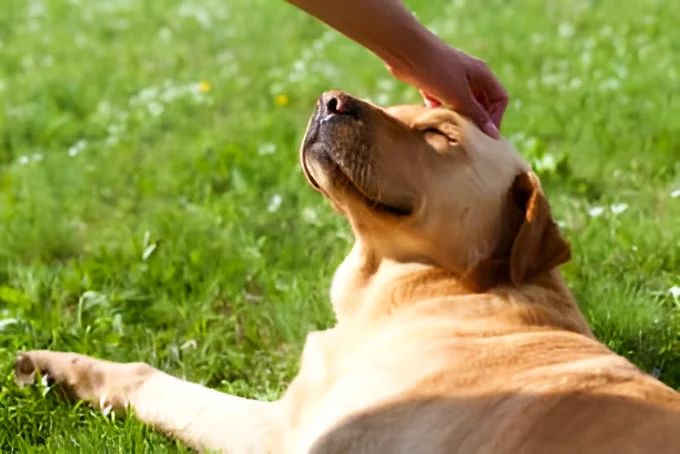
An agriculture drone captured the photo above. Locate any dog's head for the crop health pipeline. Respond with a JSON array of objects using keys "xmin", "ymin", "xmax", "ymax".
[{"xmin": 300, "ymin": 91, "xmax": 570, "ymax": 291}]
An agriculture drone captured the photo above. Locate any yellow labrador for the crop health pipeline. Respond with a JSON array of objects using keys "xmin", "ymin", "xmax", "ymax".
[{"xmin": 15, "ymin": 91, "xmax": 680, "ymax": 453}]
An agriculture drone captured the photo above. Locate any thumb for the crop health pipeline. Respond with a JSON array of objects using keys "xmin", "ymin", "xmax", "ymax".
[
  {"xmin": 419, "ymin": 90, "xmax": 442, "ymax": 108},
  {"xmin": 455, "ymin": 94, "xmax": 500, "ymax": 139}
]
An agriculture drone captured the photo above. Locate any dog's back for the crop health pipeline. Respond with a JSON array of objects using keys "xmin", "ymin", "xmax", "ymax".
[{"xmin": 282, "ymin": 282, "xmax": 680, "ymax": 453}]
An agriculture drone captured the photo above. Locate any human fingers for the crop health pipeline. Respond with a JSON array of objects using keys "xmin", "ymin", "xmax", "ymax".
[
  {"xmin": 452, "ymin": 87, "xmax": 501, "ymax": 139},
  {"xmin": 467, "ymin": 58, "xmax": 509, "ymax": 129}
]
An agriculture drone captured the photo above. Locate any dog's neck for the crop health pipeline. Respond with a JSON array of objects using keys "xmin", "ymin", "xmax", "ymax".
[{"xmin": 330, "ymin": 241, "xmax": 593, "ymax": 338}]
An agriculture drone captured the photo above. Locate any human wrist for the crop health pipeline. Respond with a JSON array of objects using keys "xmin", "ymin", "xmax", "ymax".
[{"xmin": 377, "ymin": 18, "xmax": 441, "ymax": 83}]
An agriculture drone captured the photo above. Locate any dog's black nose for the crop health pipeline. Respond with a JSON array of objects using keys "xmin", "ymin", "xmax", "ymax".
[{"xmin": 321, "ymin": 91, "xmax": 358, "ymax": 118}]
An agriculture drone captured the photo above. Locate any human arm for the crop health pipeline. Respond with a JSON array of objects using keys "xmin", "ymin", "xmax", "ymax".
[{"xmin": 286, "ymin": 0, "xmax": 508, "ymax": 138}]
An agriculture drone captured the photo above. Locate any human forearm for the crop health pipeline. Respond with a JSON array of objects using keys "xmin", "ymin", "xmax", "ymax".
[
  {"xmin": 286, "ymin": 0, "xmax": 437, "ymax": 74},
  {"xmin": 287, "ymin": 0, "xmax": 509, "ymax": 136}
]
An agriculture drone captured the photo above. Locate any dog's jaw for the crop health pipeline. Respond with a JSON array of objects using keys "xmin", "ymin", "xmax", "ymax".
[{"xmin": 300, "ymin": 92, "xmax": 416, "ymax": 218}]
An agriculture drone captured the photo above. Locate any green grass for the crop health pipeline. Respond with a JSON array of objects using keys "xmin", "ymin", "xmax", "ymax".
[{"xmin": 1, "ymin": 0, "xmax": 679, "ymax": 451}]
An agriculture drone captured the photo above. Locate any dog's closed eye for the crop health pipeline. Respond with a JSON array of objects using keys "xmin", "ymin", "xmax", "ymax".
[
  {"xmin": 411, "ymin": 110, "xmax": 463, "ymax": 151},
  {"xmin": 423, "ymin": 127, "xmax": 458, "ymax": 144},
  {"xmin": 420, "ymin": 125, "xmax": 460, "ymax": 154}
]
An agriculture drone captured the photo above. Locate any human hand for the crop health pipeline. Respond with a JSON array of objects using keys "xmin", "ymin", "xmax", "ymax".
[
  {"xmin": 286, "ymin": 0, "xmax": 507, "ymax": 137},
  {"xmin": 386, "ymin": 42, "xmax": 508, "ymax": 139}
]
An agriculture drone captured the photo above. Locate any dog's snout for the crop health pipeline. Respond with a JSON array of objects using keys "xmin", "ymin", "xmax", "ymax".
[{"xmin": 321, "ymin": 91, "xmax": 358, "ymax": 119}]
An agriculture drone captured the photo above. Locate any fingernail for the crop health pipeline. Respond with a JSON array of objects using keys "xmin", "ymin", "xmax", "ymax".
[
  {"xmin": 421, "ymin": 91, "xmax": 441, "ymax": 108},
  {"xmin": 483, "ymin": 120, "xmax": 501, "ymax": 139}
]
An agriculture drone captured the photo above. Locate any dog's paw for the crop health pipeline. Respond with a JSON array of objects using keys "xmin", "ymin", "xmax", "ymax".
[
  {"xmin": 14, "ymin": 352, "xmax": 41, "ymax": 388},
  {"xmin": 14, "ymin": 350, "xmax": 148, "ymax": 415}
]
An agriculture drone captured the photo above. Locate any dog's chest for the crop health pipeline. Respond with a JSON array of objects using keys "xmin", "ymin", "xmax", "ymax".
[{"xmin": 280, "ymin": 322, "xmax": 474, "ymax": 453}]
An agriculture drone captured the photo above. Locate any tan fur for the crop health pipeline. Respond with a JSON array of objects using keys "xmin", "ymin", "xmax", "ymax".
[{"xmin": 15, "ymin": 91, "xmax": 680, "ymax": 453}]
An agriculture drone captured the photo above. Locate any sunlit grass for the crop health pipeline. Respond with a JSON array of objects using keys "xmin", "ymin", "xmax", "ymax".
[{"xmin": 1, "ymin": 0, "xmax": 679, "ymax": 450}]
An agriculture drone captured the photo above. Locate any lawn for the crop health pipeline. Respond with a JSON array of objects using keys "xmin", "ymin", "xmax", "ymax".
[{"xmin": 1, "ymin": 0, "xmax": 679, "ymax": 451}]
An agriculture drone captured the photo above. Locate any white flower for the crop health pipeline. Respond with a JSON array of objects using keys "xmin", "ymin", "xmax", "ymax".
[
  {"xmin": 508, "ymin": 132, "xmax": 526, "ymax": 147},
  {"xmin": 318, "ymin": 62, "xmax": 339, "ymax": 79},
  {"xmin": 293, "ymin": 60, "xmax": 306, "ymax": 74},
  {"xmin": 377, "ymin": 79, "xmax": 396, "ymax": 92},
  {"xmin": 0, "ymin": 318, "xmax": 18, "ymax": 332},
  {"xmin": 107, "ymin": 123, "xmax": 124, "ymax": 136},
  {"xmin": 541, "ymin": 73, "xmax": 562, "ymax": 86},
  {"xmin": 147, "ymin": 101, "xmax": 164, "ymax": 117},
  {"xmin": 588, "ymin": 206, "xmax": 604, "ymax": 218},
  {"xmin": 303, "ymin": 207, "xmax": 318, "ymax": 224},
  {"xmin": 318, "ymin": 30, "xmax": 336, "ymax": 47},
  {"xmin": 74, "ymin": 33, "xmax": 88, "ymax": 48},
  {"xmin": 159, "ymin": 27, "xmax": 172, "ymax": 41},
  {"xmin": 28, "ymin": 1, "xmax": 46, "ymax": 18},
  {"xmin": 180, "ymin": 339, "xmax": 198, "ymax": 350},
  {"xmin": 105, "ymin": 136, "xmax": 120, "ymax": 147},
  {"xmin": 312, "ymin": 39, "xmax": 325, "ymax": 52},
  {"xmin": 18, "ymin": 155, "xmax": 30, "ymax": 165},
  {"xmin": 143, "ymin": 230, "xmax": 152, "ymax": 248},
  {"xmin": 258, "ymin": 143, "xmax": 276, "ymax": 156},
  {"xmin": 610, "ymin": 203, "xmax": 628, "ymax": 215},
  {"xmin": 267, "ymin": 194, "xmax": 282, "ymax": 213},
  {"xmin": 580, "ymin": 52, "xmax": 592, "ymax": 68},
  {"xmin": 21, "ymin": 56, "xmax": 35, "ymax": 70},
  {"xmin": 376, "ymin": 93, "xmax": 390, "ymax": 106},
  {"xmin": 535, "ymin": 154, "xmax": 557, "ymax": 173},
  {"xmin": 599, "ymin": 26, "xmax": 613, "ymax": 38},
  {"xmin": 176, "ymin": 3, "xmax": 212, "ymax": 28},
  {"xmin": 142, "ymin": 243, "xmax": 157, "ymax": 261},
  {"xmin": 633, "ymin": 35, "xmax": 648, "ymax": 46},
  {"xmin": 96, "ymin": 100, "xmax": 112, "ymax": 116},
  {"xmin": 217, "ymin": 51, "xmax": 234, "ymax": 63},
  {"xmin": 615, "ymin": 65, "xmax": 629, "ymax": 79},
  {"xmin": 599, "ymin": 78, "xmax": 621, "ymax": 91},
  {"xmin": 68, "ymin": 140, "xmax": 87, "ymax": 157},
  {"xmin": 669, "ymin": 286, "xmax": 680, "ymax": 299},
  {"xmin": 569, "ymin": 78, "xmax": 583, "ymax": 90},
  {"xmin": 521, "ymin": 136, "xmax": 538, "ymax": 153},
  {"xmin": 671, "ymin": 189, "xmax": 680, "ymax": 198},
  {"xmin": 558, "ymin": 23, "xmax": 575, "ymax": 38}
]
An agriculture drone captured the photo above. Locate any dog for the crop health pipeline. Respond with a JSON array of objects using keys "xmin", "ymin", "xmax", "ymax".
[{"xmin": 15, "ymin": 91, "xmax": 680, "ymax": 453}]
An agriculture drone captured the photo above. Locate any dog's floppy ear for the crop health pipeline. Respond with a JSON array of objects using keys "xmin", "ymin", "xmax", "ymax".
[{"xmin": 508, "ymin": 171, "xmax": 571, "ymax": 286}]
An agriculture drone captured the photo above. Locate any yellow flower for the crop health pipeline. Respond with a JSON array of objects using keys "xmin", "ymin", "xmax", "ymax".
[
  {"xmin": 198, "ymin": 80, "xmax": 211, "ymax": 93},
  {"xmin": 275, "ymin": 94, "xmax": 289, "ymax": 107}
]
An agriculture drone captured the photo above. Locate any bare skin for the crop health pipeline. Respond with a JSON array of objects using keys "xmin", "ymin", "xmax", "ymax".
[{"xmin": 286, "ymin": 0, "xmax": 508, "ymax": 138}]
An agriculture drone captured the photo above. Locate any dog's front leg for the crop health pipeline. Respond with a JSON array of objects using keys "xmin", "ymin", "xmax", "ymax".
[{"xmin": 15, "ymin": 351, "xmax": 282, "ymax": 453}]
